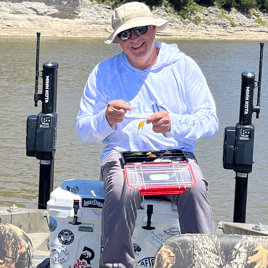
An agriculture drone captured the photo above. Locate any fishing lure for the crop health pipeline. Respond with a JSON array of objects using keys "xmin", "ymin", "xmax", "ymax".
[
  {"xmin": 137, "ymin": 120, "xmax": 145, "ymax": 130},
  {"xmin": 124, "ymin": 114, "xmax": 147, "ymax": 131}
]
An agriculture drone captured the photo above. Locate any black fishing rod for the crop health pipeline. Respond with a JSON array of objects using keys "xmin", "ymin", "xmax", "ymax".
[
  {"xmin": 26, "ymin": 32, "xmax": 59, "ymax": 209},
  {"xmin": 223, "ymin": 42, "xmax": 264, "ymax": 223}
]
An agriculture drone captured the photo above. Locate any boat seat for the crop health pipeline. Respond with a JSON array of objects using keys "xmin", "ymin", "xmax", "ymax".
[
  {"xmin": 0, "ymin": 223, "xmax": 33, "ymax": 268},
  {"xmin": 153, "ymin": 233, "xmax": 268, "ymax": 267}
]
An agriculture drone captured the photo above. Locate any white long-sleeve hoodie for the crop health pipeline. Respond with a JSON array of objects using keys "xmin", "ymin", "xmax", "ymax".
[{"xmin": 77, "ymin": 42, "xmax": 219, "ymax": 163}]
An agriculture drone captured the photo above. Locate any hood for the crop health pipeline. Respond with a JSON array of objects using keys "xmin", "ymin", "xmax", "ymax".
[{"xmin": 153, "ymin": 42, "xmax": 185, "ymax": 70}]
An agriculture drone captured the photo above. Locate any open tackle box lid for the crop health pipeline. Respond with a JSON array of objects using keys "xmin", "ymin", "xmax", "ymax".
[{"xmin": 121, "ymin": 149, "xmax": 196, "ymax": 196}]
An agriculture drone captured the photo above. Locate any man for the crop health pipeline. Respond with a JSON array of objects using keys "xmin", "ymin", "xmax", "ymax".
[{"xmin": 77, "ymin": 2, "xmax": 219, "ymax": 267}]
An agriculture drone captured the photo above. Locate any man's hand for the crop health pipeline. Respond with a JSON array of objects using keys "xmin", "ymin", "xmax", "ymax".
[
  {"xmin": 106, "ymin": 99, "xmax": 132, "ymax": 127},
  {"xmin": 146, "ymin": 110, "xmax": 171, "ymax": 134}
]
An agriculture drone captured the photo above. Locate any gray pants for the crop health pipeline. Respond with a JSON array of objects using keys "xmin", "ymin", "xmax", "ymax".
[{"xmin": 100, "ymin": 153, "xmax": 213, "ymax": 268}]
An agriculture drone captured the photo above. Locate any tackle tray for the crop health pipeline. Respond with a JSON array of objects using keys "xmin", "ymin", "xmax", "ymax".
[{"xmin": 121, "ymin": 150, "xmax": 196, "ymax": 196}]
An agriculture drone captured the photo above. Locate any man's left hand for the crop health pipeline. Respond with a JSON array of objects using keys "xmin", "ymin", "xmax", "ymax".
[{"xmin": 146, "ymin": 111, "xmax": 171, "ymax": 134}]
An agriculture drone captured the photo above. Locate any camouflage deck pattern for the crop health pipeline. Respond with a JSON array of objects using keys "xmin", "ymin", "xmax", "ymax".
[
  {"xmin": 0, "ymin": 224, "xmax": 33, "ymax": 268},
  {"xmin": 153, "ymin": 233, "xmax": 268, "ymax": 268}
]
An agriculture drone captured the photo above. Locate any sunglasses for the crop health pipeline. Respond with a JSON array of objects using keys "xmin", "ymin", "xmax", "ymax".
[{"xmin": 118, "ymin": 26, "xmax": 148, "ymax": 41}]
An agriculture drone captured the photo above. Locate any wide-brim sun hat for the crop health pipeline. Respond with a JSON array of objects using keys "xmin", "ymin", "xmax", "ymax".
[{"xmin": 105, "ymin": 2, "xmax": 168, "ymax": 44}]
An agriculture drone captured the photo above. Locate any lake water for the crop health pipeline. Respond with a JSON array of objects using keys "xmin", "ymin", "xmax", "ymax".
[{"xmin": 1, "ymin": 36, "xmax": 268, "ymax": 228}]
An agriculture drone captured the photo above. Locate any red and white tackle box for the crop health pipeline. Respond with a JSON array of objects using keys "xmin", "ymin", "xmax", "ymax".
[{"xmin": 122, "ymin": 149, "xmax": 196, "ymax": 195}]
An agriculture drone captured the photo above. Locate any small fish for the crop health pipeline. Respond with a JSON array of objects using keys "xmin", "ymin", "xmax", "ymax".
[{"xmin": 125, "ymin": 114, "xmax": 149, "ymax": 120}]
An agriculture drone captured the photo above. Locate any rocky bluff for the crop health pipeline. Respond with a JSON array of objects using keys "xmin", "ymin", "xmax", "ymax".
[{"xmin": 1, "ymin": 0, "xmax": 268, "ymax": 37}]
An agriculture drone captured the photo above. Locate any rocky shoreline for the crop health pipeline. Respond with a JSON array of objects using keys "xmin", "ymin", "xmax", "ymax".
[{"xmin": 1, "ymin": 0, "xmax": 268, "ymax": 40}]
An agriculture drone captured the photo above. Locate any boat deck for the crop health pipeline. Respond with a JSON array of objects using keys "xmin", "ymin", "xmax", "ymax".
[{"xmin": 1, "ymin": 206, "xmax": 267, "ymax": 268}]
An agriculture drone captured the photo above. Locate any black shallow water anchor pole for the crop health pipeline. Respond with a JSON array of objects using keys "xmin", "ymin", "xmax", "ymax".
[
  {"xmin": 233, "ymin": 71, "xmax": 255, "ymax": 223},
  {"xmin": 26, "ymin": 32, "xmax": 58, "ymax": 209},
  {"xmin": 223, "ymin": 42, "xmax": 264, "ymax": 223}
]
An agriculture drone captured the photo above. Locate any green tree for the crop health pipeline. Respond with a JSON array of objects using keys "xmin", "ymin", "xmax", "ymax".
[
  {"xmin": 145, "ymin": 0, "xmax": 163, "ymax": 8},
  {"xmin": 195, "ymin": 0, "xmax": 214, "ymax": 6},
  {"xmin": 257, "ymin": 0, "xmax": 268, "ymax": 11},
  {"xmin": 170, "ymin": 0, "xmax": 193, "ymax": 11},
  {"xmin": 218, "ymin": 0, "xmax": 237, "ymax": 9},
  {"xmin": 237, "ymin": 0, "xmax": 257, "ymax": 11}
]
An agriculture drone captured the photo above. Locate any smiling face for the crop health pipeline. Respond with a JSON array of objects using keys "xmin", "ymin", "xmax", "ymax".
[{"xmin": 115, "ymin": 25, "xmax": 159, "ymax": 70}]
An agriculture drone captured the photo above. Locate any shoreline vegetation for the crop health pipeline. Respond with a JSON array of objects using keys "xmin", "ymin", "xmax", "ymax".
[{"xmin": 1, "ymin": 0, "xmax": 268, "ymax": 40}]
